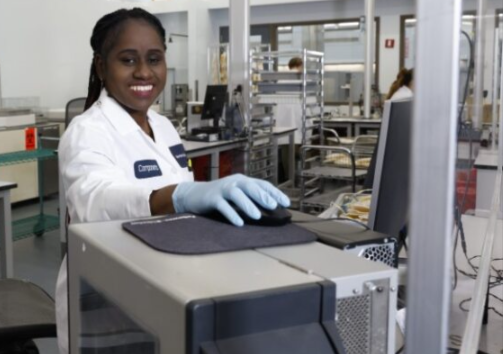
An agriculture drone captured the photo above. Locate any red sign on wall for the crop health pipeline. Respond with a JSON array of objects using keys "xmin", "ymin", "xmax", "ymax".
[
  {"xmin": 385, "ymin": 39, "xmax": 395, "ymax": 48},
  {"xmin": 25, "ymin": 127, "xmax": 36, "ymax": 150}
]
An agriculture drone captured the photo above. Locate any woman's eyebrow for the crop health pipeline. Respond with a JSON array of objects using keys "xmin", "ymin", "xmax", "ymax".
[{"xmin": 117, "ymin": 49, "xmax": 138, "ymax": 55}]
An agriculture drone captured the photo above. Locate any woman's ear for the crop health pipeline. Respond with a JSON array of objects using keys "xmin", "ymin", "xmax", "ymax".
[{"xmin": 94, "ymin": 54, "xmax": 105, "ymax": 83}]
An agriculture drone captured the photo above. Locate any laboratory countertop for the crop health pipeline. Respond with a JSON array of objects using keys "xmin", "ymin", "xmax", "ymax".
[
  {"xmin": 0, "ymin": 181, "xmax": 17, "ymax": 192},
  {"xmin": 0, "ymin": 120, "xmax": 60, "ymax": 131},
  {"xmin": 474, "ymin": 149, "xmax": 502, "ymax": 170},
  {"xmin": 323, "ymin": 117, "xmax": 382, "ymax": 123},
  {"xmin": 182, "ymin": 126, "xmax": 297, "ymax": 153}
]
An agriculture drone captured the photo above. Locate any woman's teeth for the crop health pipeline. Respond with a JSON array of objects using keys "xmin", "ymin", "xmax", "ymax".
[{"xmin": 130, "ymin": 85, "xmax": 153, "ymax": 92}]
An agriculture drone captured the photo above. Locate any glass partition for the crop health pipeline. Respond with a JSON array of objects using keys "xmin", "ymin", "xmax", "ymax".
[
  {"xmin": 401, "ymin": 14, "xmax": 476, "ymax": 70},
  {"xmin": 276, "ymin": 19, "xmax": 379, "ymax": 105}
]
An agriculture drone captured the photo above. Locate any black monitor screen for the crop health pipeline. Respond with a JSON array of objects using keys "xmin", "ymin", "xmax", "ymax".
[
  {"xmin": 368, "ymin": 99, "xmax": 412, "ymax": 239},
  {"xmin": 201, "ymin": 85, "xmax": 228, "ymax": 121}
]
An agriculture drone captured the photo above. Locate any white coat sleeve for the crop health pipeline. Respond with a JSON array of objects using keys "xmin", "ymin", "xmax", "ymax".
[{"xmin": 59, "ymin": 123, "xmax": 152, "ymax": 223}]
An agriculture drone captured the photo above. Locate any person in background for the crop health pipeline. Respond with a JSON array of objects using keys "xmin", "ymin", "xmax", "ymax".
[
  {"xmin": 56, "ymin": 8, "xmax": 290, "ymax": 353},
  {"xmin": 277, "ymin": 56, "xmax": 309, "ymax": 183},
  {"xmin": 288, "ymin": 57, "xmax": 303, "ymax": 72},
  {"xmin": 386, "ymin": 68, "xmax": 414, "ymax": 100}
]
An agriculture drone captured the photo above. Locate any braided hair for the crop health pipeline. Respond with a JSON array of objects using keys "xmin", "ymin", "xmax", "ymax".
[
  {"xmin": 386, "ymin": 68, "xmax": 413, "ymax": 100},
  {"xmin": 85, "ymin": 8, "xmax": 166, "ymax": 110}
]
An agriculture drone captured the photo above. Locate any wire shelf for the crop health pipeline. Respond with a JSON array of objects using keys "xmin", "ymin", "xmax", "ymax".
[
  {"xmin": 0, "ymin": 149, "xmax": 56, "ymax": 166},
  {"xmin": 13, "ymin": 214, "xmax": 60, "ymax": 240},
  {"xmin": 302, "ymin": 166, "xmax": 367, "ymax": 179}
]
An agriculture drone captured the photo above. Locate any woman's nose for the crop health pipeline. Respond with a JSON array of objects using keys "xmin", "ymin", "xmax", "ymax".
[{"xmin": 133, "ymin": 60, "xmax": 153, "ymax": 79}]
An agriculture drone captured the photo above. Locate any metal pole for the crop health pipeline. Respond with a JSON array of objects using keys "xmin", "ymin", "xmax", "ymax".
[
  {"xmin": 363, "ymin": 0, "xmax": 374, "ymax": 119},
  {"xmin": 499, "ymin": 26, "xmax": 503, "ymax": 168},
  {"xmin": 405, "ymin": 1, "xmax": 462, "ymax": 354},
  {"xmin": 0, "ymin": 190, "xmax": 13, "ymax": 278},
  {"xmin": 491, "ymin": 29, "xmax": 500, "ymax": 151},
  {"xmin": 0, "ymin": 64, "xmax": 3, "ymax": 108},
  {"xmin": 229, "ymin": 0, "xmax": 250, "ymax": 126},
  {"xmin": 472, "ymin": 0, "xmax": 487, "ymax": 130}
]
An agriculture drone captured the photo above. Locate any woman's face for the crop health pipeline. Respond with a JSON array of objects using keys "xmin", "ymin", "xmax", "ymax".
[{"xmin": 96, "ymin": 19, "xmax": 167, "ymax": 121}]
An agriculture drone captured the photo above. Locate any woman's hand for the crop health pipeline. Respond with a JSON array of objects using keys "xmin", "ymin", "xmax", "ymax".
[{"xmin": 172, "ymin": 174, "xmax": 290, "ymax": 226}]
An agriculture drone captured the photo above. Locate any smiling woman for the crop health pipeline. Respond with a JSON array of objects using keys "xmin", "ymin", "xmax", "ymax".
[
  {"xmin": 56, "ymin": 7, "xmax": 290, "ymax": 354},
  {"xmin": 85, "ymin": 9, "xmax": 168, "ymax": 138}
]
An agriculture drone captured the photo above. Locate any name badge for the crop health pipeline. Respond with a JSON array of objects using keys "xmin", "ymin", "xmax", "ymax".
[
  {"xmin": 134, "ymin": 160, "xmax": 163, "ymax": 179},
  {"xmin": 169, "ymin": 144, "xmax": 188, "ymax": 168}
]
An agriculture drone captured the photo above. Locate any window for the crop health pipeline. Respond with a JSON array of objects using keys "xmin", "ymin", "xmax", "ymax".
[
  {"xmin": 400, "ymin": 13, "xmax": 476, "ymax": 70},
  {"xmin": 274, "ymin": 19, "xmax": 380, "ymax": 104}
]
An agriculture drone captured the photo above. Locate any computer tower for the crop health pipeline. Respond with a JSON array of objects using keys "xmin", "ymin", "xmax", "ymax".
[
  {"xmin": 259, "ymin": 242, "xmax": 398, "ymax": 354},
  {"xmin": 291, "ymin": 210, "xmax": 398, "ymax": 268}
]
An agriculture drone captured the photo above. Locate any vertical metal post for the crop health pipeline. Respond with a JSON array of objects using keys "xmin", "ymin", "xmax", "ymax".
[
  {"xmin": 364, "ymin": 0, "xmax": 375, "ymax": 119},
  {"xmin": 0, "ymin": 190, "xmax": 13, "ymax": 278},
  {"xmin": 302, "ymin": 49, "xmax": 307, "ymax": 145},
  {"xmin": 491, "ymin": 29, "xmax": 500, "ymax": 151},
  {"xmin": 499, "ymin": 27, "xmax": 503, "ymax": 168},
  {"xmin": 0, "ymin": 64, "xmax": 3, "ymax": 108},
  {"xmin": 229, "ymin": 0, "xmax": 250, "ymax": 126},
  {"xmin": 472, "ymin": 0, "xmax": 487, "ymax": 130},
  {"xmin": 405, "ymin": 1, "xmax": 462, "ymax": 354}
]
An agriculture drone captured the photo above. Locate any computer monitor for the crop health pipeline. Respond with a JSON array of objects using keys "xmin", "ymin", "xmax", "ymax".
[
  {"xmin": 367, "ymin": 99, "xmax": 413, "ymax": 240},
  {"xmin": 201, "ymin": 85, "xmax": 228, "ymax": 128}
]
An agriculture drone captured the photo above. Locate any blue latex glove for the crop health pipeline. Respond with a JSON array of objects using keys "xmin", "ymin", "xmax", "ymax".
[{"xmin": 172, "ymin": 174, "xmax": 290, "ymax": 227}]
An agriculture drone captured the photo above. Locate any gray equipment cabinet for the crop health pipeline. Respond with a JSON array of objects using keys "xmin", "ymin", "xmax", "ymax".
[{"xmin": 68, "ymin": 218, "xmax": 397, "ymax": 354}]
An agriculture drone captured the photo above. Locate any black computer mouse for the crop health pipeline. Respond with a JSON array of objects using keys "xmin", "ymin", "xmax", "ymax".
[{"xmin": 203, "ymin": 202, "xmax": 292, "ymax": 227}]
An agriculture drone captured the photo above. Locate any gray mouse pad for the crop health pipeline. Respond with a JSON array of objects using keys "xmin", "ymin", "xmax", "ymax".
[{"xmin": 122, "ymin": 213, "xmax": 317, "ymax": 255}]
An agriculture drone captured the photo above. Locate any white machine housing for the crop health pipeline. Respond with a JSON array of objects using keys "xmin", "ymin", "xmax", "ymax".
[
  {"xmin": 68, "ymin": 219, "xmax": 397, "ymax": 354},
  {"xmin": 259, "ymin": 242, "xmax": 398, "ymax": 354}
]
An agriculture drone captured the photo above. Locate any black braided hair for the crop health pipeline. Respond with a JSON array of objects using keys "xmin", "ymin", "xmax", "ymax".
[{"xmin": 85, "ymin": 8, "xmax": 166, "ymax": 110}]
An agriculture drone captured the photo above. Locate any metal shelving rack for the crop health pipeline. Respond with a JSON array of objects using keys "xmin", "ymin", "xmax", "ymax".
[
  {"xmin": 0, "ymin": 142, "xmax": 58, "ymax": 240},
  {"xmin": 248, "ymin": 49, "xmax": 324, "ymax": 190},
  {"xmin": 299, "ymin": 135, "xmax": 377, "ymax": 213}
]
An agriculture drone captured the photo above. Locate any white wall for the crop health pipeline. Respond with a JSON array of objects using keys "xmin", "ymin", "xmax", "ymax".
[
  {"xmin": 0, "ymin": 0, "xmax": 501, "ymax": 109},
  {"xmin": 157, "ymin": 11, "xmax": 188, "ymax": 83},
  {"xmin": 0, "ymin": 0, "xmax": 136, "ymax": 109},
  {"xmin": 0, "ymin": 0, "xmax": 49, "ymax": 104}
]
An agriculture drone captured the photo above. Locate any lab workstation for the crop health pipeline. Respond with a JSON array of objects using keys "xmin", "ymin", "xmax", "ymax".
[{"xmin": 0, "ymin": 0, "xmax": 502, "ymax": 353}]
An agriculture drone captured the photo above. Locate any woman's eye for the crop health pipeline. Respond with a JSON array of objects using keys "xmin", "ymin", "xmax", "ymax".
[
  {"xmin": 149, "ymin": 57, "xmax": 161, "ymax": 64},
  {"xmin": 121, "ymin": 58, "xmax": 136, "ymax": 65}
]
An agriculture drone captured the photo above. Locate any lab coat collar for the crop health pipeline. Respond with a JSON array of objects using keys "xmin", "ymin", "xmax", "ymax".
[{"xmin": 96, "ymin": 89, "xmax": 158, "ymax": 136}]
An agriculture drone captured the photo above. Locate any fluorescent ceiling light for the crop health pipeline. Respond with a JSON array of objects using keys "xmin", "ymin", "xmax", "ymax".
[
  {"xmin": 324, "ymin": 24, "xmax": 337, "ymax": 29},
  {"xmin": 405, "ymin": 18, "xmax": 417, "ymax": 24},
  {"xmin": 338, "ymin": 22, "xmax": 360, "ymax": 28},
  {"xmin": 278, "ymin": 26, "xmax": 292, "ymax": 32},
  {"xmin": 462, "ymin": 15, "xmax": 475, "ymax": 20}
]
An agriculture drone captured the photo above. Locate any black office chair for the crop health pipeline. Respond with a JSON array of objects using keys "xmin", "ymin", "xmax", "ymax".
[
  {"xmin": 0, "ymin": 279, "xmax": 56, "ymax": 354},
  {"xmin": 65, "ymin": 97, "xmax": 87, "ymax": 128}
]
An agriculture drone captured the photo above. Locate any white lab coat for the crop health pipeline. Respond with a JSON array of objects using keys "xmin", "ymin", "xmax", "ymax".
[
  {"xmin": 390, "ymin": 86, "xmax": 413, "ymax": 101},
  {"xmin": 56, "ymin": 89, "xmax": 193, "ymax": 353}
]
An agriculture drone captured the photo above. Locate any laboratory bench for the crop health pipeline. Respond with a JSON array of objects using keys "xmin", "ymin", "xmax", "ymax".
[
  {"xmin": 0, "ymin": 181, "xmax": 16, "ymax": 278},
  {"xmin": 321, "ymin": 117, "xmax": 382, "ymax": 137}
]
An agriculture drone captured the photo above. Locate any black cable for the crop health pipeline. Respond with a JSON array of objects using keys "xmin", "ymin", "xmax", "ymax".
[
  {"xmin": 458, "ymin": 30, "xmax": 474, "ymax": 130},
  {"xmin": 395, "ymin": 344, "xmax": 405, "ymax": 354},
  {"xmin": 452, "ymin": 30, "xmax": 476, "ymax": 293},
  {"xmin": 295, "ymin": 217, "xmax": 370, "ymax": 230},
  {"xmin": 447, "ymin": 348, "xmax": 490, "ymax": 354},
  {"xmin": 459, "ymin": 296, "xmax": 503, "ymax": 318}
]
